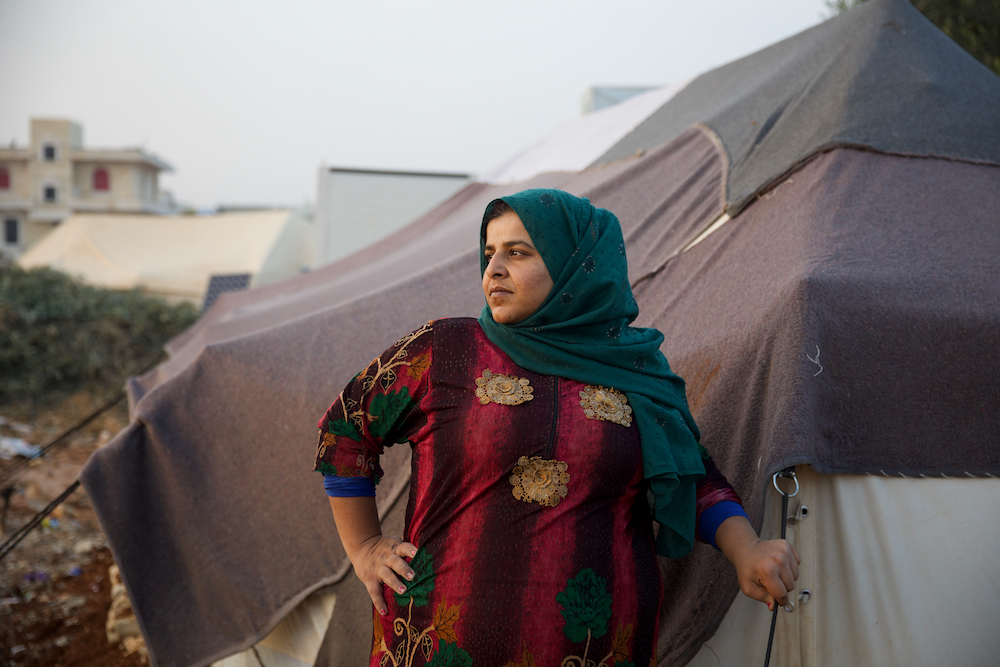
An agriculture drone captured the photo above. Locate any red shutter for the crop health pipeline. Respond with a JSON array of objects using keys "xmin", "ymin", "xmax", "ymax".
[
  {"xmin": 0, "ymin": 168, "xmax": 9, "ymax": 190},
  {"xmin": 93, "ymin": 168, "xmax": 110, "ymax": 191}
]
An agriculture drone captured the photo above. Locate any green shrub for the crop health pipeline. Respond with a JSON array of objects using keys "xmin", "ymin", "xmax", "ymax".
[{"xmin": 0, "ymin": 258, "xmax": 199, "ymax": 406}]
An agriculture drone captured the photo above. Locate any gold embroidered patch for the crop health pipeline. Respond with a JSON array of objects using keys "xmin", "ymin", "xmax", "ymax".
[
  {"xmin": 579, "ymin": 385, "xmax": 633, "ymax": 427},
  {"xmin": 509, "ymin": 456, "xmax": 569, "ymax": 507},
  {"xmin": 475, "ymin": 369, "xmax": 534, "ymax": 406}
]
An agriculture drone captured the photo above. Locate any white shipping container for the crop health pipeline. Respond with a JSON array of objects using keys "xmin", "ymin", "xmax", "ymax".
[{"xmin": 316, "ymin": 167, "xmax": 470, "ymax": 266}]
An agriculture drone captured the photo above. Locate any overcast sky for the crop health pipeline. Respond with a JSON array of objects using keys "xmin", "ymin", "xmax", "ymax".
[{"xmin": 1, "ymin": 0, "xmax": 832, "ymax": 209}]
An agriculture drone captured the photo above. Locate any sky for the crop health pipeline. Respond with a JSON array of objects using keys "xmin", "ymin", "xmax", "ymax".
[{"xmin": 1, "ymin": 0, "xmax": 833, "ymax": 209}]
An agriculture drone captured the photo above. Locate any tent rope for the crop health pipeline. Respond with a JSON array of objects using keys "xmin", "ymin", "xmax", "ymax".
[
  {"xmin": 0, "ymin": 358, "xmax": 165, "ymax": 560},
  {"xmin": 0, "ymin": 479, "xmax": 80, "ymax": 562},
  {"xmin": 0, "ymin": 355, "xmax": 163, "ymax": 488},
  {"xmin": 763, "ymin": 467, "xmax": 797, "ymax": 667},
  {"xmin": 0, "ymin": 389, "xmax": 125, "ymax": 487}
]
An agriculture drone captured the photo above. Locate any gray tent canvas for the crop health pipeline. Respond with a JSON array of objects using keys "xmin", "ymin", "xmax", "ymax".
[{"xmin": 82, "ymin": 1, "xmax": 1000, "ymax": 665}]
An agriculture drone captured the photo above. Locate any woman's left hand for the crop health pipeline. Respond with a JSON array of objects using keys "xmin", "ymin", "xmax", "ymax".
[{"xmin": 714, "ymin": 515, "xmax": 801, "ymax": 611}]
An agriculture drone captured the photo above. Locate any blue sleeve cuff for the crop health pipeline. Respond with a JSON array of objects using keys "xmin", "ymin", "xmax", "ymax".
[
  {"xmin": 699, "ymin": 500, "xmax": 749, "ymax": 550},
  {"xmin": 323, "ymin": 473, "xmax": 376, "ymax": 498}
]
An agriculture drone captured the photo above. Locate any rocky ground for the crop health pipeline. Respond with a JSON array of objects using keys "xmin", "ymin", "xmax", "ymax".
[{"xmin": 0, "ymin": 391, "xmax": 146, "ymax": 667}]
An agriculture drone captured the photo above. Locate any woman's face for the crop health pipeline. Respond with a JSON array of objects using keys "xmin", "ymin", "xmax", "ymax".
[{"xmin": 483, "ymin": 211, "xmax": 554, "ymax": 324}]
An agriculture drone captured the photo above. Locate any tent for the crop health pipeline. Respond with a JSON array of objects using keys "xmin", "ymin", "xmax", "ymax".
[
  {"xmin": 17, "ymin": 210, "xmax": 315, "ymax": 304},
  {"xmin": 80, "ymin": 1, "xmax": 1000, "ymax": 665}
]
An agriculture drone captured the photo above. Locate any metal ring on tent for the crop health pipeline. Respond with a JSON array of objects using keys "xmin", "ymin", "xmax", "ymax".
[{"xmin": 772, "ymin": 469, "xmax": 799, "ymax": 497}]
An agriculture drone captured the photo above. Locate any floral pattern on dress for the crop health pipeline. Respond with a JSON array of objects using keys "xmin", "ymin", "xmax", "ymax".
[
  {"xmin": 375, "ymin": 548, "xmax": 473, "ymax": 667},
  {"xmin": 475, "ymin": 369, "xmax": 534, "ymax": 406},
  {"xmin": 313, "ymin": 322, "xmax": 433, "ymax": 485},
  {"xmin": 514, "ymin": 568, "xmax": 638, "ymax": 667},
  {"xmin": 509, "ymin": 456, "xmax": 569, "ymax": 507},
  {"xmin": 579, "ymin": 385, "xmax": 632, "ymax": 427},
  {"xmin": 315, "ymin": 318, "xmax": 745, "ymax": 666}
]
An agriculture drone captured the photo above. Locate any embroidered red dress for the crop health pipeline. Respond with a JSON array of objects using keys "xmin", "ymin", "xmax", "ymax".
[{"xmin": 314, "ymin": 319, "xmax": 739, "ymax": 667}]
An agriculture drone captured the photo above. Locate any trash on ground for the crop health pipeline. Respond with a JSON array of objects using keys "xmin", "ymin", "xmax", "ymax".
[
  {"xmin": 0, "ymin": 436, "xmax": 41, "ymax": 461},
  {"xmin": 61, "ymin": 595, "xmax": 87, "ymax": 611},
  {"xmin": 74, "ymin": 538, "xmax": 98, "ymax": 555}
]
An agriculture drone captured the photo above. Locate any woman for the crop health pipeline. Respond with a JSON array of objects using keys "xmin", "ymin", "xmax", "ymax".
[{"xmin": 314, "ymin": 189, "xmax": 798, "ymax": 666}]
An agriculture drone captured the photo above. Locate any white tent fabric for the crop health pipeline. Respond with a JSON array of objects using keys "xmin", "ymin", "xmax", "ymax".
[
  {"xmin": 689, "ymin": 466, "xmax": 1000, "ymax": 667},
  {"xmin": 16, "ymin": 210, "xmax": 314, "ymax": 301},
  {"xmin": 212, "ymin": 591, "xmax": 338, "ymax": 667},
  {"xmin": 478, "ymin": 81, "xmax": 690, "ymax": 185}
]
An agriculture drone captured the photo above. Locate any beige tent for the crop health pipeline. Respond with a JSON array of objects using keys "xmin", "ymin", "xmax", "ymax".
[{"xmin": 17, "ymin": 210, "xmax": 315, "ymax": 303}]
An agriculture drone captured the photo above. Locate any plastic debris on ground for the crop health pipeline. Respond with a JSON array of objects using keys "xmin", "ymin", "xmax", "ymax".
[
  {"xmin": 23, "ymin": 571, "xmax": 49, "ymax": 583},
  {"xmin": 0, "ymin": 436, "xmax": 41, "ymax": 460}
]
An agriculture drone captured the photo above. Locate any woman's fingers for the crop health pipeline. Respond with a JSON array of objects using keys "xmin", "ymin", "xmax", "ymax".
[
  {"xmin": 778, "ymin": 567, "xmax": 796, "ymax": 597},
  {"xmin": 352, "ymin": 535, "xmax": 401, "ymax": 615},
  {"xmin": 366, "ymin": 580, "xmax": 388, "ymax": 615},
  {"xmin": 356, "ymin": 537, "xmax": 424, "ymax": 616},
  {"xmin": 390, "ymin": 542, "xmax": 418, "ymax": 582},
  {"xmin": 379, "ymin": 564, "xmax": 407, "ymax": 596},
  {"xmin": 761, "ymin": 574, "xmax": 790, "ymax": 606},
  {"xmin": 385, "ymin": 553, "xmax": 416, "ymax": 582},
  {"xmin": 396, "ymin": 541, "xmax": 418, "ymax": 559},
  {"xmin": 759, "ymin": 540, "xmax": 801, "ymax": 608}
]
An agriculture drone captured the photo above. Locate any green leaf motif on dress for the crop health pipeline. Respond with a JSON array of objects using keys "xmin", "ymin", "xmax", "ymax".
[
  {"xmin": 425, "ymin": 639, "xmax": 473, "ymax": 667},
  {"xmin": 556, "ymin": 568, "xmax": 613, "ymax": 643},
  {"xmin": 328, "ymin": 417, "xmax": 361, "ymax": 442},
  {"xmin": 395, "ymin": 547, "xmax": 435, "ymax": 608},
  {"xmin": 316, "ymin": 461, "xmax": 337, "ymax": 475},
  {"xmin": 369, "ymin": 387, "xmax": 413, "ymax": 439}
]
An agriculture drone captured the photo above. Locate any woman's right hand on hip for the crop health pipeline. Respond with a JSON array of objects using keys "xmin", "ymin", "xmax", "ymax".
[
  {"xmin": 352, "ymin": 534, "xmax": 418, "ymax": 616},
  {"xmin": 328, "ymin": 496, "xmax": 418, "ymax": 616}
]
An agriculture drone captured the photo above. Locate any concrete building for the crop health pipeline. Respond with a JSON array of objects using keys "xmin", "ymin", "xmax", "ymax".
[
  {"xmin": 316, "ymin": 166, "xmax": 470, "ymax": 266},
  {"xmin": 0, "ymin": 118, "xmax": 174, "ymax": 258}
]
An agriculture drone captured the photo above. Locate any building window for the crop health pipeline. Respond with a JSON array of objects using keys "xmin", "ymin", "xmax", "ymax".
[
  {"xmin": 4, "ymin": 218, "xmax": 17, "ymax": 245},
  {"xmin": 44, "ymin": 186, "xmax": 57, "ymax": 203},
  {"xmin": 43, "ymin": 144, "xmax": 57, "ymax": 161},
  {"xmin": 0, "ymin": 168, "xmax": 8, "ymax": 190},
  {"xmin": 93, "ymin": 167, "xmax": 110, "ymax": 191}
]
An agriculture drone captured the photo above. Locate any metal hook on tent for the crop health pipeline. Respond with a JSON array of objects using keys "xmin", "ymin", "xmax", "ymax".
[{"xmin": 772, "ymin": 468, "xmax": 799, "ymax": 498}]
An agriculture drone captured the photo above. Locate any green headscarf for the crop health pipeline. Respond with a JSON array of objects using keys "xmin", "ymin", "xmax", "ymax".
[{"xmin": 478, "ymin": 188, "xmax": 706, "ymax": 558}]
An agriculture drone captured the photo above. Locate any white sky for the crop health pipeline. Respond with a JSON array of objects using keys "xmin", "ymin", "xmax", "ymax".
[{"xmin": 1, "ymin": 0, "xmax": 832, "ymax": 209}]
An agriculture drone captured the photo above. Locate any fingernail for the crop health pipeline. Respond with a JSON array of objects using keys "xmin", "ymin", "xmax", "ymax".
[
  {"xmin": 379, "ymin": 607, "xmax": 386, "ymax": 616},
  {"xmin": 407, "ymin": 572, "xmax": 415, "ymax": 580},
  {"xmin": 398, "ymin": 586, "xmax": 406, "ymax": 593},
  {"xmin": 411, "ymin": 549, "xmax": 417, "ymax": 557}
]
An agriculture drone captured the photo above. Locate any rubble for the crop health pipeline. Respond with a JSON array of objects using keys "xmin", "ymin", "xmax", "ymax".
[{"xmin": 0, "ymin": 390, "xmax": 145, "ymax": 666}]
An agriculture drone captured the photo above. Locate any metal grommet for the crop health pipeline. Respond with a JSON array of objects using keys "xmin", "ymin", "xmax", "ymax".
[
  {"xmin": 787, "ymin": 505, "xmax": 809, "ymax": 526},
  {"xmin": 799, "ymin": 590, "xmax": 811, "ymax": 605},
  {"xmin": 772, "ymin": 470, "xmax": 799, "ymax": 497}
]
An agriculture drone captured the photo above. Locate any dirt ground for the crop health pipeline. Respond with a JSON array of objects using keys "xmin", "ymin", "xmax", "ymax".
[{"xmin": 0, "ymin": 390, "xmax": 146, "ymax": 667}]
